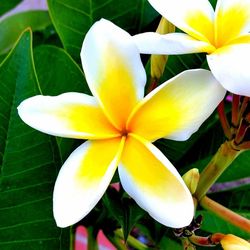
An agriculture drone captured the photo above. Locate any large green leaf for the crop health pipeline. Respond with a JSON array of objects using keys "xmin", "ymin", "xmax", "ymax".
[
  {"xmin": 47, "ymin": 0, "xmax": 158, "ymax": 59},
  {"xmin": 0, "ymin": 30, "xmax": 69, "ymax": 249},
  {"xmin": 34, "ymin": 45, "xmax": 90, "ymax": 96},
  {"xmin": 217, "ymin": 151, "xmax": 250, "ymax": 183},
  {"xmin": 0, "ymin": 0, "xmax": 22, "ymax": 16},
  {"xmin": 0, "ymin": 11, "xmax": 51, "ymax": 55}
]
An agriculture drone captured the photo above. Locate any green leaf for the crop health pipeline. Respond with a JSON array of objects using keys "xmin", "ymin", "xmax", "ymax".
[
  {"xmin": 209, "ymin": 0, "xmax": 217, "ymax": 9},
  {"xmin": 47, "ymin": 0, "xmax": 158, "ymax": 59},
  {"xmin": 0, "ymin": 0, "xmax": 22, "ymax": 16},
  {"xmin": 0, "ymin": 11, "xmax": 51, "ymax": 55},
  {"xmin": 0, "ymin": 54, "xmax": 7, "ymax": 64},
  {"xmin": 218, "ymin": 150, "xmax": 250, "ymax": 183},
  {"xmin": 159, "ymin": 236, "xmax": 182, "ymax": 250},
  {"xmin": 0, "ymin": 30, "xmax": 69, "ymax": 249},
  {"xmin": 34, "ymin": 45, "xmax": 89, "ymax": 95},
  {"xmin": 161, "ymin": 53, "xmax": 206, "ymax": 82}
]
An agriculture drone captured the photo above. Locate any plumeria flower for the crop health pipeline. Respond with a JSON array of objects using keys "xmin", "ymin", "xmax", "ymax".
[
  {"xmin": 133, "ymin": 0, "xmax": 250, "ymax": 96},
  {"xmin": 18, "ymin": 19, "xmax": 225, "ymax": 228},
  {"xmin": 221, "ymin": 234, "xmax": 250, "ymax": 250}
]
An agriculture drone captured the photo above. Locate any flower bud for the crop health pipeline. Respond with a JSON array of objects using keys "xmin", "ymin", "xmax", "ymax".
[
  {"xmin": 182, "ymin": 168, "xmax": 200, "ymax": 194},
  {"xmin": 221, "ymin": 234, "xmax": 250, "ymax": 250}
]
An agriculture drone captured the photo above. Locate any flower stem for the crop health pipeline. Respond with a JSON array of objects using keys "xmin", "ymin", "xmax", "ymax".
[
  {"xmin": 115, "ymin": 229, "xmax": 150, "ymax": 250},
  {"xmin": 189, "ymin": 233, "xmax": 224, "ymax": 246},
  {"xmin": 195, "ymin": 141, "xmax": 241, "ymax": 200},
  {"xmin": 87, "ymin": 227, "xmax": 98, "ymax": 250},
  {"xmin": 106, "ymin": 234, "xmax": 128, "ymax": 250},
  {"xmin": 234, "ymin": 119, "xmax": 249, "ymax": 144},
  {"xmin": 238, "ymin": 96, "xmax": 250, "ymax": 118},
  {"xmin": 232, "ymin": 94, "xmax": 240, "ymax": 127},
  {"xmin": 200, "ymin": 196, "xmax": 250, "ymax": 233},
  {"xmin": 217, "ymin": 101, "xmax": 232, "ymax": 139},
  {"xmin": 69, "ymin": 226, "xmax": 75, "ymax": 250},
  {"xmin": 239, "ymin": 141, "xmax": 250, "ymax": 150}
]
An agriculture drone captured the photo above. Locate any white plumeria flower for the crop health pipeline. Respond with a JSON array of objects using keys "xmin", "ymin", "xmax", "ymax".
[
  {"xmin": 18, "ymin": 19, "xmax": 225, "ymax": 228},
  {"xmin": 133, "ymin": 0, "xmax": 250, "ymax": 96}
]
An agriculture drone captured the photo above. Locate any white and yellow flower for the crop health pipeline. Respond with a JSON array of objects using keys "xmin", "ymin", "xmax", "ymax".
[
  {"xmin": 18, "ymin": 19, "xmax": 225, "ymax": 228},
  {"xmin": 221, "ymin": 234, "xmax": 250, "ymax": 250},
  {"xmin": 133, "ymin": 0, "xmax": 250, "ymax": 96}
]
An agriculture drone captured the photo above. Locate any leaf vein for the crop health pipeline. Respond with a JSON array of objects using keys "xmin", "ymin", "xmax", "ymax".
[{"xmin": 55, "ymin": 0, "xmax": 91, "ymax": 17}]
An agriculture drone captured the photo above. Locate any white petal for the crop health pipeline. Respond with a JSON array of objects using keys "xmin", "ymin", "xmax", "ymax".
[
  {"xmin": 133, "ymin": 32, "xmax": 215, "ymax": 55},
  {"xmin": 17, "ymin": 92, "xmax": 119, "ymax": 139},
  {"xmin": 119, "ymin": 134, "xmax": 194, "ymax": 228},
  {"xmin": 53, "ymin": 137, "xmax": 125, "ymax": 227},
  {"xmin": 127, "ymin": 69, "xmax": 226, "ymax": 142},
  {"xmin": 207, "ymin": 43, "xmax": 250, "ymax": 96},
  {"xmin": 81, "ymin": 19, "xmax": 146, "ymax": 130}
]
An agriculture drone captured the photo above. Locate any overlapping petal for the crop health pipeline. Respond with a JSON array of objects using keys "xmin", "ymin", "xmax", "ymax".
[
  {"xmin": 207, "ymin": 42, "xmax": 250, "ymax": 96},
  {"xmin": 127, "ymin": 69, "xmax": 226, "ymax": 142},
  {"xmin": 81, "ymin": 19, "xmax": 146, "ymax": 131},
  {"xmin": 220, "ymin": 234, "xmax": 250, "ymax": 250},
  {"xmin": 215, "ymin": 0, "xmax": 250, "ymax": 46},
  {"xmin": 118, "ymin": 134, "xmax": 194, "ymax": 228},
  {"xmin": 133, "ymin": 32, "xmax": 215, "ymax": 55},
  {"xmin": 53, "ymin": 137, "xmax": 125, "ymax": 227},
  {"xmin": 147, "ymin": 0, "xmax": 215, "ymax": 43},
  {"xmin": 17, "ymin": 93, "xmax": 120, "ymax": 139}
]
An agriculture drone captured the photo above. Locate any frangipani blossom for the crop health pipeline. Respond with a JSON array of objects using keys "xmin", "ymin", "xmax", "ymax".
[
  {"xmin": 133, "ymin": 0, "xmax": 250, "ymax": 96},
  {"xmin": 221, "ymin": 234, "xmax": 250, "ymax": 250},
  {"xmin": 18, "ymin": 19, "xmax": 225, "ymax": 228}
]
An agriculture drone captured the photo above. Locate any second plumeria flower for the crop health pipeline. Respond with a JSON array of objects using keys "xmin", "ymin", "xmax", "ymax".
[
  {"xmin": 18, "ymin": 19, "xmax": 225, "ymax": 228},
  {"xmin": 133, "ymin": 0, "xmax": 250, "ymax": 96}
]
